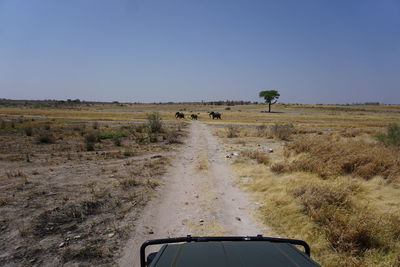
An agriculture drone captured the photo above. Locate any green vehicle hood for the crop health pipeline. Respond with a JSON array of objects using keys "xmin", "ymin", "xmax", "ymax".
[{"xmin": 149, "ymin": 241, "xmax": 320, "ymax": 267}]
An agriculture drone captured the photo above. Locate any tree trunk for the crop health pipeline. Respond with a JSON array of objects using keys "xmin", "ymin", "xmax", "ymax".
[{"xmin": 268, "ymin": 102, "xmax": 271, "ymax": 112}]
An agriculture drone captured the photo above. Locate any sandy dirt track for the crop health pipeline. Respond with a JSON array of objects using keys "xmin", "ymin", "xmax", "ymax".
[{"xmin": 119, "ymin": 122, "xmax": 272, "ymax": 267}]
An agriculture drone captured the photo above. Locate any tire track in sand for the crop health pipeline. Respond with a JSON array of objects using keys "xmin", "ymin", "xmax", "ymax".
[{"xmin": 119, "ymin": 122, "xmax": 272, "ymax": 267}]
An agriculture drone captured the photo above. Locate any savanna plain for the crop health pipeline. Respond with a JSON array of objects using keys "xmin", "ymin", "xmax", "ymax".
[{"xmin": 0, "ymin": 100, "xmax": 399, "ymax": 267}]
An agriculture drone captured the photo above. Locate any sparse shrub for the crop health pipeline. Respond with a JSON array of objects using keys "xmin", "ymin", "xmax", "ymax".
[
  {"xmin": 73, "ymin": 124, "xmax": 85, "ymax": 132},
  {"xmin": 24, "ymin": 126, "xmax": 33, "ymax": 136},
  {"xmin": 255, "ymin": 124, "xmax": 269, "ymax": 137},
  {"xmin": 92, "ymin": 121, "xmax": 99, "ymax": 129},
  {"xmin": 242, "ymin": 150, "xmax": 270, "ymax": 165},
  {"xmin": 226, "ymin": 125, "xmax": 238, "ymax": 138},
  {"xmin": 43, "ymin": 124, "xmax": 51, "ymax": 130},
  {"xmin": 149, "ymin": 135, "xmax": 158, "ymax": 143},
  {"xmin": 119, "ymin": 177, "xmax": 139, "ymax": 188},
  {"xmin": 147, "ymin": 112, "xmax": 163, "ymax": 133},
  {"xmin": 63, "ymin": 245, "xmax": 105, "ymax": 262},
  {"xmin": 135, "ymin": 124, "xmax": 147, "ymax": 133},
  {"xmin": 85, "ymin": 132, "xmax": 98, "ymax": 151},
  {"xmin": 270, "ymin": 123, "xmax": 294, "ymax": 140},
  {"xmin": 123, "ymin": 151, "xmax": 133, "ymax": 157},
  {"xmin": 18, "ymin": 225, "xmax": 31, "ymax": 237},
  {"xmin": 270, "ymin": 162, "xmax": 287, "ymax": 174},
  {"xmin": 113, "ymin": 137, "xmax": 121, "ymax": 146},
  {"xmin": 33, "ymin": 200, "xmax": 103, "ymax": 236},
  {"xmin": 37, "ymin": 131, "xmax": 55, "ymax": 144},
  {"xmin": 283, "ymin": 147, "xmax": 291, "ymax": 158},
  {"xmin": 165, "ymin": 130, "xmax": 181, "ymax": 144},
  {"xmin": 135, "ymin": 136, "xmax": 149, "ymax": 144},
  {"xmin": 177, "ymin": 122, "xmax": 185, "ymax": 132},
  {"xmin": 376, "ymin": 123, "xmax": 400, "ymax": 147},
  {"xmin": 98, "ymin": 130, "xmax": 126, "ymax": 140},
  {"xmin": 0, "ymin": 120, "xmax": 5, "ymax": 129}
]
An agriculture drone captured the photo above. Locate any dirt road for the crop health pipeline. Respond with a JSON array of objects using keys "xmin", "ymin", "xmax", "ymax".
[{"xmin": 119, "ymin": 122, "xmax": 272, "ymax": 267}]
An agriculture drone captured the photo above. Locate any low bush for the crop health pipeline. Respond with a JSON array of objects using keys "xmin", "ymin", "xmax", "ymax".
[
  {"xmin": 98, "ymin": 130, "xmax": 126, "ymax": 140},
  {"xmin": 123, "ymin": 151, "xmax": 133, "ymax": 157},
  {"xmin": 147, "ymin": 112, "xmax": 163, "ymax": 133},
  {"xmin": 242, "ymin": 150, "xmax": 270, "ymax": 165},
  {"xmin": 376, "ymin": 123, "xmax": 400, "ymax": 147},
  {"xmin": 85, "ymin": 132, "xmax": 98, "ymax": 151},
  {"xmin": 226, "ymin": 125, "xmax": 238, "ymax": 138},
  {"xmin": 165, "ymin": 130, "xmax": 181, "ymax": 144},
  {"xmin": 37, "ymin": 131, "xmax": 54, "ymax": 144},
  {"xmin": 113, "ymin": 137, "xmax": 121, "ymax": 146},
  {"xmin": 270, "ymin": 123, "xmax": 294, "ymax": 140},
  {"xmin": 24, "ymin": 126, "xmax": 33, "ymax": 136},
  {"xmin": 270, "ymin": 162, "xmax": 287, "ymax": 174},
  {"xmin": 134, "ymin": 124, "xmax": 147, "ymax": 133}
]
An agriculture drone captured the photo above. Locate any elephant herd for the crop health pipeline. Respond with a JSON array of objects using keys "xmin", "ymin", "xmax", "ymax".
[{"xmin": 175, "ymin": 111, "xmax": 222, "ymax": 120}]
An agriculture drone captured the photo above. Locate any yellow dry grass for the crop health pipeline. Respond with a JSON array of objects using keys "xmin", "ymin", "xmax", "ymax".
[
  {"xmin": 215, "ymin": 104, "xmax": 400, "ymax": 266},
  {"xmin": 232, "ymin": 161, "xmax": 400, "ymax": 266}
]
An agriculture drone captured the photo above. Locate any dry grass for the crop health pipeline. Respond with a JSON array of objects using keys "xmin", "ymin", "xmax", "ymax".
[
  {"xmin": 284, "ymin": 135, "xmax": 400, "ymax": 181},
  {"xmin": 232, "ymin": 162, "xmax": 400, "ymax": 266},
  {"xmin": 219, "ymin": 105, "xmax": 400, "ymax": 266},
  {"xmin": 196, "ymin": 151, "xmax": 210, "ymax": 171}
]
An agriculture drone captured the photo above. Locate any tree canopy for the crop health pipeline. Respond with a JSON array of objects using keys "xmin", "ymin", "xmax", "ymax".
[{"xmin": 259, "ymin": 90, "xmax": 280, "ymax": 112}]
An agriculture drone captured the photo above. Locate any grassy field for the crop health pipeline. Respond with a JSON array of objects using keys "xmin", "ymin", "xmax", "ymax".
[
  {"xmin": 213, "ymin": 104, "xmax": 400, "ymax": 266},
  {"xmin": 1, "ymin": 101, "xmax": 399, "ymax": 266}
]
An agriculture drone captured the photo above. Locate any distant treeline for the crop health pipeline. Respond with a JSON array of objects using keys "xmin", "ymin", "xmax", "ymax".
[
  {"xmin": 0, "ymin": 99, "xmax": 93, "ymax": 108},
  {"xmin": 0, "ymin": 99, "xmax": 259, "ymax": 108},
  {"xmin": 159, "ymin": 100, "xmax": 258, "ymax": 106}
]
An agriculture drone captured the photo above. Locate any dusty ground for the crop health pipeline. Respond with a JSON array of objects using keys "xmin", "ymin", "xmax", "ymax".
[
  {"xmin": 119, "ymin": 122, "xmax": 274, "ymax": 267},
  {"xmin": 0, "ymin": 118, "xmax": 186, "ymax": 266}
]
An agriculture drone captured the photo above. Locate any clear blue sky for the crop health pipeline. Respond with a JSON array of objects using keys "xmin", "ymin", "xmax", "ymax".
[{"xmin": 1, "ymin": 0, "xmax": 399, "ymax": 104}]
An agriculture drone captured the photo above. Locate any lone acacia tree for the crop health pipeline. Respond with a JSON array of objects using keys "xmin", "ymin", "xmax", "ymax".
[{"xmin": 259, "ymin": 90, "xmax": 280, "ymax": 112}]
